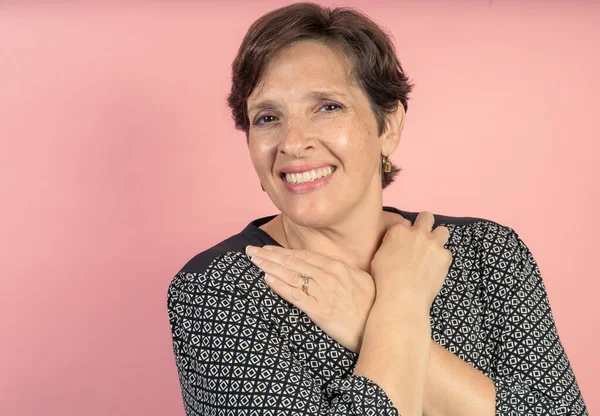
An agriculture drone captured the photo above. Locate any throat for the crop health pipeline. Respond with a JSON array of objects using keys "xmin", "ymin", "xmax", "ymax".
[
  {"xmin": 259, "ymin": 215, "xmax": 289, "ymax": 248},
  {"xmin": 261, "ymin": 215, "xmax": 373, "ymax": 273}
]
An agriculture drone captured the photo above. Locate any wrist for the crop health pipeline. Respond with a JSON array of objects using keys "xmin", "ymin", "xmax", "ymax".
[
  {"xmin": 373, "ymin": 289, "xmax": 432, "ymax": 318},
  {"xmin": 368, "ymin": 299, "xmax": 431, "ymax": 334}
]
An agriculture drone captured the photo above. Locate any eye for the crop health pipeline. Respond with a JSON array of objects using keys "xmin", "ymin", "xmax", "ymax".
[
  {"xmin": 319, "ymin": 102, "xmax": 343, "ymax": 113},
  {"xmin": 252, "ymin": 114, "xmax": 279, "ymax": 126},
  {"xmin": 252, "ymin": 102, "xmax": 343, "ymax": 127}
]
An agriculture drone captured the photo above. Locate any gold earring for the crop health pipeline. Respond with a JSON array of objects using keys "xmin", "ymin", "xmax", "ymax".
[{"xmin": 382, "ymin": 155, "xmax": 392, "ymax": 173}]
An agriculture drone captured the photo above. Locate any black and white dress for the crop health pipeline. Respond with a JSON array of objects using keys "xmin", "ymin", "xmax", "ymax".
[{"xmin": 167, "ymin": 206, "xmax": 588, "ymax": 415}]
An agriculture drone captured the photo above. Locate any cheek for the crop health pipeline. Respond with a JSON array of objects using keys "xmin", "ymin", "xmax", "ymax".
[
  {"xmin": 248, "ymin": 136, "xmax": 277, "ymax": 173},
  {"xmin": 248, "ymin": 140, "xmax": 260, "ymax": 160},
  {"xmin": 326, "ymin": 116, "xmax": 377, "ymax": 161}
]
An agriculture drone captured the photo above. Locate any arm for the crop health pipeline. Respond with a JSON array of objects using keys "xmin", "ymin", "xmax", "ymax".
[
  {"xmin": 489, "ymin": 231, "xmax": 588, "ymax": 415},
  {"xmin": 421, "ymin": 229, "xmax": 588, "ymax": 416},
  {"xmin": 353, "ymin": 297, "xmax": 432, "ymax": 416},
  {"xmin": 167, "ymin": 266, "xmax": 400, "ymax": 416},
  {"xmin": 352, "ymin": 283, "xmax": 495, "ymax": 416},
  {"xmin": 423, "ymin": 340, "xmax": 495, "ymax": 416}
]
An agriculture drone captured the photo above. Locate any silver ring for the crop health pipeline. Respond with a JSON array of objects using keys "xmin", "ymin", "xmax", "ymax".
[{"xmin": 301, "ymin": 273, "xmax": 309, "ymax": 294}]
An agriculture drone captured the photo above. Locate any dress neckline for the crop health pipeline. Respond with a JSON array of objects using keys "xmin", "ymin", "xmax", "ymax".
[{"xmin": 242, "ymin": 206, "xmax": 414, "ymax": 248}]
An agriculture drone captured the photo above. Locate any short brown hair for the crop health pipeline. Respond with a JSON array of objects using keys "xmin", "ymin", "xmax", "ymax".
[{"xmin": 227, "ymin": 2, "xmax": 413, "ymax": 189}]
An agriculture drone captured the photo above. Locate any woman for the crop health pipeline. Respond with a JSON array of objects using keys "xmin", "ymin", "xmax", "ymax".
[{"xmin": 167, "ymin": 3, "xmax": 588, "ymax": 415}]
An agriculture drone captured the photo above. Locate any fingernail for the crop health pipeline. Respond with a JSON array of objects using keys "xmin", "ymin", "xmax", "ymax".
[
  {"xmin": 246, "ymin": 245, "xmax": 258, "ymax": 255},
  {"xmin": 264, "ymin": 274, "xmax": 273, "ymax": 282},
  {"xmin": 250, "ymin": 256, "xmax": 262, "ymax": 264}
]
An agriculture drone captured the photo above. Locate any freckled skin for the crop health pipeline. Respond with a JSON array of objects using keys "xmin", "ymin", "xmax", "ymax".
[{"xmin": 247, "ymin": 40, "xmax": 391, "ymax": 228}]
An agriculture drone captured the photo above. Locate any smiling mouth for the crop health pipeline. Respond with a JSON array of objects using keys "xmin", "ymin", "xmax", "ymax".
[{"xmin": 280, "ymin": 166, "xmax": 336, "ymax": 184}]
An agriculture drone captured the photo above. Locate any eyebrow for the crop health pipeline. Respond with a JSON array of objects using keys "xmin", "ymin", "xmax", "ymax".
[{"xmin": 247, "ymin": 90, "xmax": 349, "ymax": 116}]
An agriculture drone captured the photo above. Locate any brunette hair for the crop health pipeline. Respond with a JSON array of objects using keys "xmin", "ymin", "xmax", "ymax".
[{"xmin": 227, "ymin": 2, "xmax": 413, "ymax": 188}]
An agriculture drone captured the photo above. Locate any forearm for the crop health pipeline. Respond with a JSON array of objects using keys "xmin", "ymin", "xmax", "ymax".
[
  {"xmin": 422, "ymin": 340, "xmax": 495, "ymax": 416},
  {"xmin": 353, "ymin": 300, "xmax": 432, "ymax": 416}
]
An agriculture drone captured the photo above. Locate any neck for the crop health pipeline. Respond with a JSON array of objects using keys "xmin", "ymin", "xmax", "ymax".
[{"xmin": 276, "ymin": 202, "xmax": 398, "ymax": 274}]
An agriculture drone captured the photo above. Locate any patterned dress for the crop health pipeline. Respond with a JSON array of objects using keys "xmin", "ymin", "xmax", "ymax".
[{"xmin": 167, "ymin": 206, "xmax": 588, "ymax": 415}]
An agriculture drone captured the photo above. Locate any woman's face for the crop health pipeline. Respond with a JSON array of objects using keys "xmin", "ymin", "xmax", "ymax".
[{"xmin": 246, "ymin": 40, "xmax": 401, "ymax": 227}]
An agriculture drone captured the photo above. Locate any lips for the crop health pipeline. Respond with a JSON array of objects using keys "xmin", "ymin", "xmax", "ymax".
[
  {"xmin": 281, "ymin": 166, "xmax": 335, "ymax": 184},
  {"xmin": 279, "ymin": 166, "xmax": 336, "ymax": 194},
  {"xmin": 279, "ymin": 162, "xmax": 336, "ymax": 175}
]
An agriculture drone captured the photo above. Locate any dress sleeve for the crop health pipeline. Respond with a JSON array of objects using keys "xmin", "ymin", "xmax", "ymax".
[
  {"xmin": 490, "ymin": 230, "xmax": 588, "ymax": 415},
  {"xmin": 167, "ymin": 270, "xmax": 399, "ymax": 416}
]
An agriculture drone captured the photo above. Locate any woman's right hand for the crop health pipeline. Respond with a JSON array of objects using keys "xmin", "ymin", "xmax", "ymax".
[{"xmin": 370, "ymin": 211, "xmax": 452, "ymax": 310}]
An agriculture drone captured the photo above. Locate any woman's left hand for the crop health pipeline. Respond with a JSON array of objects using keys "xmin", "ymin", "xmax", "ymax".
[{"xmin": 245, "ymin": 245, "xmax": 375, "ymax": 353}]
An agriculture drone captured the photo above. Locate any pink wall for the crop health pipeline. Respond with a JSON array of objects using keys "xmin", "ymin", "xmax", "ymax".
[{"xmin": 0, "ymin": 1, "xmax": 597, "ymax": 415}]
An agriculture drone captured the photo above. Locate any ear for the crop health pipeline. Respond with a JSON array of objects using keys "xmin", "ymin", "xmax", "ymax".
[{"xmin": 380, "ymin": 104, "xmax": 405, "ymax": 157}]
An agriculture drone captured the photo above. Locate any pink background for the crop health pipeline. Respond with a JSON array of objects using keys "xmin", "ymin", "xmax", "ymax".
[{"xmin": 0, "ymin": 1, "xmax": 598, "ymax": 415}]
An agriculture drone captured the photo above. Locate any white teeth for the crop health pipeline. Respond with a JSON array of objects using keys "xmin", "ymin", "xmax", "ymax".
[{"xmin": 285, "ymin": 166, "xmax": 335, "ymax": 184}]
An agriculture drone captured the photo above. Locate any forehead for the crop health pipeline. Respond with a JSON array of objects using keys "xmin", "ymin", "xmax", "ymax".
[{"xmin": 248, "ymin": 40, "xmax": 357, "ymax": 102}]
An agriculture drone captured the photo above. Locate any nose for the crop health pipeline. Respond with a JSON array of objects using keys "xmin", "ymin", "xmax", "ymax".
[{"xmin": 278, "ymin": 116, "xmax": 316, "ymax": 157}]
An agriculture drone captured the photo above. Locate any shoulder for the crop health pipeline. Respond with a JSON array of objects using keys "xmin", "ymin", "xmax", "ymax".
[
  {"xmin": 437, "ymin": 212, "xmax": 521, "ymax": 257},
  {"xmin": 394, "ymin": 206, "xmax": 530, "ymax": 269},
  {"xmin": 179, "ymin": 232, "xmax": 250, "ymax": 274},
  {"xmin": 176, "ymin": 214, "xmax": 277, "ymax": 275},
  {"xmin": 392, "ymin": 206, "xmax": 518, "ymax": 244},
  {"xmin": 167, "ymin": 228, "xmax": 264, "ymax": 308},
  {"xmin": 417, "ymin": 209, "xmax": 541, "ymax": 298}
]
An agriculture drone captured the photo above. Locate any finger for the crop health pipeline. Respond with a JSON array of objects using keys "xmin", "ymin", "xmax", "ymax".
[
  {"xmin": 264, "ymin": 273, "xmax": 320, "ymax": 317},
  {"xmin": 389, "ymin": 216, "xmax": 412, "ymax": 228},
  {"xmin": 261, "ymin": 245, "xmax": 355, "ymax": 290},
  {"xmin": 432, "ymin": 225, "xmax": 450, "ymax": 245},
  {"xmin": 247, "ymin": 245, "xmax": 324, "ymax": 276},
  {"xmin": 261, "ymin": 245, "xmax": 332, "ymax": 270},
  {"xmin": 246, "ymin": 246, "xmax": 324, "ymax": 294},
  {"xmin": 253, "ymin": 257, "xmax": 324, "ymax": 298},
  {"xmin": 413, "ymin": 211, "xmax": 435, "ymax": 232},
  {"xmin": 262, "ymin": 245, "xmax": 369, "ymax": 297}
]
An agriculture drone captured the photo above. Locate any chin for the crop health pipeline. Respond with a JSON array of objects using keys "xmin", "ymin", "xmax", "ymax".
[{"xmin": 280, "ymin": 202, "xmax": 337, "ymax": 227}]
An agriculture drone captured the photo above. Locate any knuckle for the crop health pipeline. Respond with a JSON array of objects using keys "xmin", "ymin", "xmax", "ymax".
[
  {"xmin": 294, "ymin": 249, "xmax": 309, "ymax": 260},
  {"xmin": 322, "ymin": 305, "xmax": 335, "ymax": 319},
  {"xmin": 424, "ymin": 230, "xmax": 436, "ymax": 240},
  {"xmin": 416, "ymin": 229, "xmax": 430, "ymax": 241},
  {"xmin": 293, "ymin": 288, "xmax": 304, "ymax": 300},
  {"xmin": 284, "ymin": 255, "xmax": 298, "ymax": 267},
  {"xmin": 329, "ymin": 259, "xmax": 347, "ymax": 276},
  {"xmin": 394, "ymin": 221, "xmax": 409, "ymax": 231},
  {"xmin": 433, "ymin": 226, "xmax": 449, "ymax": 241},
  {"xmin": 443, "ymin": 249, "xmax": 453, "ymax": 265},
  {"xmin": 421, "ymin": 210, "xmax": 434, "ymax": 219},
  {"xmin": 324, "ymin": 271, "xmax": 337, "ymax": 284},
  {"xmin": 290, "ymin": 270, "xmax": 302, "ymax": 284},
  {"xmin": 388, "ymin": 223, "xmax": 407, "ymax": 237}
]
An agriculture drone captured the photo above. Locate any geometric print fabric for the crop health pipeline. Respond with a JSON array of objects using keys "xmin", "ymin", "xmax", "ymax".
[{"xmin": 167, "ymin": 209, "xmax": 588, "ymax": 415}]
